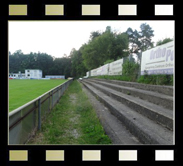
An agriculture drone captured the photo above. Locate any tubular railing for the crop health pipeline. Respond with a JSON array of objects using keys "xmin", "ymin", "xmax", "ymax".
[{"xmin": 9, "ymin": 79, "xmax": 73, "ymax": 144}]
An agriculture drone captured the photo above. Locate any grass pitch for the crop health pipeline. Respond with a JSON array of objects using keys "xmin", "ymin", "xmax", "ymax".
[{"xmin": 9, "ymin": 79, "xmax": 67, "ymax": 112}]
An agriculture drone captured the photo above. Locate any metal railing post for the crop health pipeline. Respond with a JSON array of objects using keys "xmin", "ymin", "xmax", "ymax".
[
  {"xmin": 57, "ymin": 87, "xmax": 60, "ymax": 103},
  {"xmin": 49, "ymin": 92, "xmax": 51, "ymax": 111},
  {"xmin": 52, "ymin": 90, "xmax": 54, "ymax": 109},
  {"xmin": 33, "ymin": 101, "xmax": 36, "ymax": 128},
  {"xmin": 38, "ymin": 98, "xmax": 41, "ymax": 130}
]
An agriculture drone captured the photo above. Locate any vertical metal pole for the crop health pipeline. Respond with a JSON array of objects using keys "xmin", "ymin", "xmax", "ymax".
[
  {"xmin": 49, "ymin": 92, "xmax": 50, "ymax": 112},
  {"xmin": 33, "ymin": 101, "xmax": 36, "ymax": 128},
  {"xmin": 52, "ymin": 90, "xmax": 54, "ymax": 109},
  {"xmin": 138, "ymin": 52, "xmax": 142, "ymax": 79},
  {"xmin": 38, "ymin": 98, "xmax": 41, "ymax": 130},
  {"xmin": 57, "ymin": 87, "xmax": 59, "ymax": 103}
]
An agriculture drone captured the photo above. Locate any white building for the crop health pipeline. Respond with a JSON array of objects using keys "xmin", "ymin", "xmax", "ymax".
[
  {"xmin": 9, "ymin": 72, "xmax": 25, "ymax": 79},
  {"xmin": 25, "ymin": 69, "xmax": 42, "ymax": 79}
]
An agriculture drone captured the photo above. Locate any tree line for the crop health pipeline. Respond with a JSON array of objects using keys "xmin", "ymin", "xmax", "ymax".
[{"xmin": 9, "ymin": 23, "xmax": 172, "ymax": 79}]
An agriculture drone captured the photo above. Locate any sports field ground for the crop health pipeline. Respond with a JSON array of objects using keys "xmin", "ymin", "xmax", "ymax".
[{"xmin": 9, "ymin": 79, "xmax": 67, "ymax": 112}]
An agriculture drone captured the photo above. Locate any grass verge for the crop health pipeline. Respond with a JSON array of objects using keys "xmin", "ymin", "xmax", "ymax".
[{"xmin": 28, "ymin": 80, "xmax": 112, "ymax": 144}]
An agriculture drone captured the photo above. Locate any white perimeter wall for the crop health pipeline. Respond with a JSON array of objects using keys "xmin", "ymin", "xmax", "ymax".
[{"xmin": 88, "ymin": 58, "xmax": 123, "ymax": 77}]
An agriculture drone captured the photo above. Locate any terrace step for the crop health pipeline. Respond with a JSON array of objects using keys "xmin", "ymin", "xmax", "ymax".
[
  {"xmin": 81, "ymin": 82, "xmax": 141, "ymax": 144},
  {"xmin": 81, "ymin": 80, "xmax": 173, "ymax": 145},
  {"xmin": 91, "ymin": 78, "xmax": 173, "ymax": 96},
  {"xmin": 84, "ymin": 80, "xmax": 173, "ymax": 130},
  {"xmin": 88, "ymin": 79, "xmax": 173, "ymax": 110}
]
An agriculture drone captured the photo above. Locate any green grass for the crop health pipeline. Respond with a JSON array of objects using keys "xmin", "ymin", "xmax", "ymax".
[
  {"xmin": 93, "ymin": 74, "xmax": 173, "ymax": 86},
  {"xmin": 137, "ymin": 74, "xmax": 173, "ymax": 85},
  {"xmin": 28, "ymin": 80, "xmax": 112, "ymax": 144},
  {"xmin": 9, "ymin": 79, "xmax": 67, "ymax": 112}
]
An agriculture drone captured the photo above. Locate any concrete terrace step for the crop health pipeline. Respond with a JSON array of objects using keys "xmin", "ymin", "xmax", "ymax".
[
  {"xmin": 82, "ymin": 81, "xmax": 173, "ymax": 145},
  {"xmin": 88, "ymin": 79, "xmax": 173, "ymax": 110},
  {"xmin": 84, "ymin": 80, "xmax": 173, "ymax": 130},
  {"xmin": 91, "ymin": 78, "xmax": 173, "ymax": 96},
  {"xmin": 81, "ymin": 83, "xmax": 141, "ymax": 144}
]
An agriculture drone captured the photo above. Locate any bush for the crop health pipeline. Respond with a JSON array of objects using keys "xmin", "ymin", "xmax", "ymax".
[
  {"xmin": 137, "ymin": 74, "xmax": 173, "ymax": 85},
  {"xmin": 122, "ymin": 59, "xmax": 140, "ymax": 82},
  {"xmin": 103, "ymin": 59, "xmax": 114, "ymax": 65}
]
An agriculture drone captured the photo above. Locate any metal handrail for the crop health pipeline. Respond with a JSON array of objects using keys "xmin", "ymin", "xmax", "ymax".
[{"xmin": 9, "ymin": 78, "xmax": 73, "ymax": 144}]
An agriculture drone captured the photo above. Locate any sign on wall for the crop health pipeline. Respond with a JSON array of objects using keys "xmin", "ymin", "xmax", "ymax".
[
  {"xmin": 108, "ymin": 59, "xmax": 123, "ymax": 75},
  {"xmin": 91, "ymin": 68, "xmax": 98, "ymax": 76},
  {"xmin": 101, "ymin": 64, "xmax": 109, "ymax": 75},
  {"xmin": 45, "ymin": 75, "xmax": 65, "ymax": 79},
  {"xmin": 141, "ymin": 41, "xmax": 174, "ymax": 75}
]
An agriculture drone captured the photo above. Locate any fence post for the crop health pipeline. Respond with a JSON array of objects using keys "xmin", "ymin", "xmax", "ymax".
[
  {"xmin": 33, "ymin": 101, "xmax": 36, "ymax": 128},
  {"xmin": 48, "ymin": 92, "xmax": 50, "ymax": 111},
  {"xmin": 38, "ymin": 98, "xmax": 41, "ymax": 130},
  {"xmin": 52, "ymin": 90, "xmax": 54, "ymax": 109},
  {"xmin": 57, "ymin": 87, "xmax": 59, "ymax": 103},
  {"xmin": 137, "ymin": 52, "xmax": 142, "ymax": 79}
]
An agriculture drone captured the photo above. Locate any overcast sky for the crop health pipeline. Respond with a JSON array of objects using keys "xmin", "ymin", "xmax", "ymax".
[{"xmin": 9, "ymin": 21, "xmax": 174, "ymax": 58}]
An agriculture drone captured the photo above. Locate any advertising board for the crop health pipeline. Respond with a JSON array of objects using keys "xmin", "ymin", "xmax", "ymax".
[
  {"xmin": 108, "ymin": 59, "xmax": 123, "ymax": 75},
  {"xmin": 141, "ymin": 41, "xmax": 174, "ymax": 75},
  {"xmin": 101, "ymin": 64, "xmax": 109, "ymax": 75}
]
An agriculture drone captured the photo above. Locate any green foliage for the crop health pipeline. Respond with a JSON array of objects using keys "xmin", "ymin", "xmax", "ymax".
[
  {"xmin": 69, "ymin": 47, "xmax": 87, "ymax": 78},
  {"xmin": 9, "ymin": 50, "xmax": 72, "ymax": 78},
  {"xmin": 122, "ymin": 58, "xmax": 140, "ymax": 81},
  {"xmin": 81, "ymin": 27, "xmax": 129, "ymax": 70},
  {"xmin": 90, "ymin": 31, "xmax": 101, "ymax": 40},
  {"xmin": 156, "ymin": 38, "xmax": 173, "ymax": 46},
  {"xmin": 103, "ymin": 59, "xmax": 114, "ymax": 65},
  {"xmin": 137, "ymin": 74, "xmax": 173, "ymax": 85},
  {"xmin": 126, "ymin": 23, "xmax": 154, "ymax": 53},
  {"xmin": 49, "ymin": 57, "xmax": 71, "ymax": 79}
]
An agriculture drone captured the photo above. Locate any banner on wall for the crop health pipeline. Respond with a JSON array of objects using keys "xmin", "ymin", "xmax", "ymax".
[
  {"xmin": 108, "ymin": 59, "xmax": 123, "ymax": 75},
  {"xmin": 101, "ymin": 64, "xmax": 109, "ymax": 75},
  {"xmin": 91, "ymin": 68, "xmax": 98, "ymax": 76},
  {"xmin": 141, "ymin": 41, "xmax": 174, "ymax": 75}
]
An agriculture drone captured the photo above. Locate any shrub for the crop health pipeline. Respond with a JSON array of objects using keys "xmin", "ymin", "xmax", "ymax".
[
  {"xmin": 122, "ymin": 59, "xmax": 140, "ymax": 82},
  {"xmin": 103, "ymin": 59, "xmax": 114, "ymax": 65},
  {"xmin": 137, "ymin": 74, "xmax": 173, "ymax": 85}
]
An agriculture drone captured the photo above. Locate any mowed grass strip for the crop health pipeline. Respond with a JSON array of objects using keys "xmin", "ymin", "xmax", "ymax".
[
  {"xmin": 28, "ymin": 80, "xmax": 112, "ymax": 144},
  {"xmin": 9, "ymin": 79, "xmax": 67, "ymax": 112}
]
